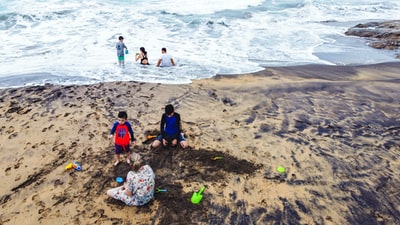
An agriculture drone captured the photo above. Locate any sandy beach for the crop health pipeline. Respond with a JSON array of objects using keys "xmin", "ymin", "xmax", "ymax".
[{"xmin": 1, "ymin": 62, "xmax": 400, "ymax": 225}]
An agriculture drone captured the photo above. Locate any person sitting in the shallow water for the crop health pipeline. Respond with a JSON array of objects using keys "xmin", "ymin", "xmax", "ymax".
[
  {"xmin": 106, "ymin": 153, "xmax": 155, "ymax": 206},
  {"xmin": 156, "ymin": 47, "xmax": 175, "ymax": 67},
  {"xmin": 135, "ymin": 47, "xmax": 149, "ymax": 65}
]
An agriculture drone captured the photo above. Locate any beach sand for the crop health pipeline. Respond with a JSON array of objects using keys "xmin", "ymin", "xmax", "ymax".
[{"xmin": 1, "ymin": 62, "xmax": 400, "ymax": 225}]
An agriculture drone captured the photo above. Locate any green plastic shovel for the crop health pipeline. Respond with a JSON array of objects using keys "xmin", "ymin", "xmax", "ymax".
[{"xmin": 191, "ymin": 186, "xmax": 206, "ymax": 204}]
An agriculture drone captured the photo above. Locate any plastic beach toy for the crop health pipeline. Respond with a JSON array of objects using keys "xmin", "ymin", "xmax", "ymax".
[
  {"xmin": 211, "ymin": 156, "xmax": 223, "ymax": 160},
  {"xmin": 116, "ymin": 177, "xmax": 124, "ymax": 183},
  {"xmin": 65, "ymin": 163, "xmax": 74, "ymax": 170},
  {"xmin": 65, "ymin": 162, "xmax": 81, "ymax": 171},
  {"xmin": 277, "ymin": 166, "xmax": 286, "ymax": 173},
  {"xmin": 73, "ymin": 162, "xmax": 81, "ymax": 171},
  {"xmin": 191, "ymin": 186, "xmax": 206, "ymax": 204},
  {"xmin": 65, "ymin": 163, "xmax": 73, "ymax": 170},
  {"xmin": 156, "ymin": 188, "xmax": 167, "ymax": 193},
  {"xmin": 125, "ymin": 49, "xmax": 129, "ymax": 54}
]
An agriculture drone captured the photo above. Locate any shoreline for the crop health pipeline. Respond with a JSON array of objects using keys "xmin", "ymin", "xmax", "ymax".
[
  {"xmin": 1, "ymin": 62, "xmax": 399, "ymax": 224},
  {"xmin": 216, "ymin": 61, "xmax": 400, "ymax": 79},
  {"xmin": 0, "ymin": 61, "xmax": 399, "ymax": 90}
]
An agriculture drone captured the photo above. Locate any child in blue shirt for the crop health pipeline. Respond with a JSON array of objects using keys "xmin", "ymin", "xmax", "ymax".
[
  {"xmin": 116, "ymin": 36, "xmax": 128, "ymax": 66},
  {"xmin": 151, "ymin": 104, "xmax": 188, "ymax": 149}
]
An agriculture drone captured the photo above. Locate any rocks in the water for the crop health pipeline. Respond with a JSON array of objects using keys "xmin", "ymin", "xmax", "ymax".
[{"xmin": 345, "ymin": 20, "xmax": 400, "ymax": 58}]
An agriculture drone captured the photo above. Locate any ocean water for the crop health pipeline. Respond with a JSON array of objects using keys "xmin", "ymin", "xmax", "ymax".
[{"xmin": 0, "ymin": 0, "xmax": 399, "ymax": 88}]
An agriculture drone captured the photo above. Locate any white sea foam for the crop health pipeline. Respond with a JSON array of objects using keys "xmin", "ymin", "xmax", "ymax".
[
  {"xmin": 144, "ymin": 0, "xmax": 265, "ymax": 15},
  {"xmin": 0, "ymin": 0, "xmax": 399, "ymax": 88}
]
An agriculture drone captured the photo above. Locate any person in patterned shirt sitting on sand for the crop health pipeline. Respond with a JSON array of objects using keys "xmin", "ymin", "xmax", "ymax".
[{"xmin": 106, "ymin": 153, "xmax": 155, "ymax": 206}]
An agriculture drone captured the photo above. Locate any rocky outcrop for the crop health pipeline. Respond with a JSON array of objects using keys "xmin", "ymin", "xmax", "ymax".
[{"xmin": 345, "ymin": 20, "xmax": 400, "ymax": 59}]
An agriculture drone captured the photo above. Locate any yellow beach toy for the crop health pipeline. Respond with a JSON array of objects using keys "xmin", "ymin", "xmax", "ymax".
[
  {"xmin": 65, "ymin": 163, "xmax": 74, "ymax": 170},
  {"xmin": 211, "ymin": 156, "xmax": 223, "ymax": 160},
  {"xmin": 65, "ymin": 162, "xmax": 81, "ymax": 171}
]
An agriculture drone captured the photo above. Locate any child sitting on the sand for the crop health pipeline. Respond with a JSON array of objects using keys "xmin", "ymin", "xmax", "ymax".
[
  {"xmin": 151, "ymin": 104, "xmax": 188, "ymax": 149},
  {"xmin": 107, "ymin": 153, "xmax": 155, "ymax": 206},
  {"xmin": 109, "ymin": 111, "xmax": 136, "ymax": 166}
]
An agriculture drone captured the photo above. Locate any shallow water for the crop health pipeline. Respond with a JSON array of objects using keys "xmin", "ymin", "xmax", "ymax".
[{"xmin": 0, "ymin": 0, "xmax": 400, "ymax": 87}]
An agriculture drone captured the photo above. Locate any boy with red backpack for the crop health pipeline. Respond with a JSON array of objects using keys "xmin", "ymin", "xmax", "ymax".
[{"xmin": 109, "ymin": 111, "xmax": 136, "ymax": 166}]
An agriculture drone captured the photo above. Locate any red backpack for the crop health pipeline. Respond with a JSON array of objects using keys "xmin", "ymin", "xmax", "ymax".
[{"xmin": 115, "ymin": 124, "xmax": 130, "ymax": 146}]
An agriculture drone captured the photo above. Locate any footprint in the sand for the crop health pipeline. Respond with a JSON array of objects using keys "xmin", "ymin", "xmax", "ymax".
[
  {"xmin": 137, "ymin": 110, "xmax": 145, "ymax": 118},
  {"xmin": 88, "ymin": 131, "xmax": 95, "ymax": 140},
  {"xmin": 31, "ymin": 143, "xmax": 39, "ymax": 149},
  {"xmin": 38, "ymin": 208, "xmax": 52, "ymax": 220},
  {"xmin": 8, "ymin": 132, "xmax": 18, "ymax": 139},
  {"xmin": 138, "ymin": 101, "xmax": 149, "ymax": 108},
  {"xmin": 51, "ymin": 143, "xmax": 65, "ymax": 152},
  {"xmin": 41, "ymin": 124, "xmax": 54, "ymax": 132},
  {"xmin": 14, "ymin": 157, "xmax": 24, "ymax": 169},
  {"xmin": 40, "ymin": 111, "xmax": 48, "ymax": 117},
  {"xmin": 32, "ymin": 194, "xmax": 52, "ymax": 219},
  {"xmin": 31, "ymin": 112, "xmax": 40, "ymax": 121},
  {"xmin": 81, "ymin": 152, "xmax": 88, "ymax": 158},
  {"xmin": 148, "ymin": 93, "xmax": 155, "ymax": 101},
  {"xmin": 86, "ymin": 112, "xmax": 99, "ymax": 119},
  {"xmin": 14, "ymin": 174, "xmax": 21, "ymax": 181},
  {"xmin": 54, "ymin": 179, "xmax": 64, "ymax": 187},
  {"xmin": 32, "ymin": 195, "xmax": 45, "ymax": 209},
  {"xmin": 6, "ymin": 126, "xmax": 15, "ymax": 134},
  {"xmin": 5, "ymin": 167, "xmax": 11, "ymax": 176}
]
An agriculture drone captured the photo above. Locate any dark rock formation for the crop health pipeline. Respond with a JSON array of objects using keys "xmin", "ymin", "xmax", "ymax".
[{"xmin": 345, "ymin": 20, "xmax": 400, "ymax": 59}]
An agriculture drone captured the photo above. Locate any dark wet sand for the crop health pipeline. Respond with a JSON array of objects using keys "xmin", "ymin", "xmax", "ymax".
[{"xmin": 0, "ymin": 62, "xmax": 399, "ymax": 225}]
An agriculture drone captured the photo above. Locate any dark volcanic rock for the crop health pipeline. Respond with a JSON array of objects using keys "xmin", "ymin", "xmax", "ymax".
[{"xmin": 345, "ymin": 20, "xmax": 400, "ymax": 59}]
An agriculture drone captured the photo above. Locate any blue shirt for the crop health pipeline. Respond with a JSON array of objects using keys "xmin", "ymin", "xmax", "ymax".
[
  {"xmin": 116, "ymin": 42, "xmax": 127, "ymax": 56},
  {"xmin": 160, "ymin": 113, "xmax": 181, "ymax": 139}
]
